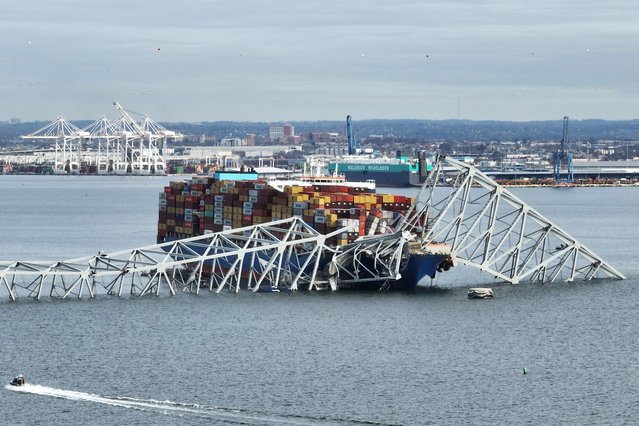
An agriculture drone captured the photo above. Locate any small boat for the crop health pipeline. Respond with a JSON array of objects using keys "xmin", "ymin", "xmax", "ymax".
[
  {"xmin": 468, "ymin": 288, "xmax": 494, "ymax": 299},
  {"xmin": 10, "ymin": 373, "xmax": 26, "ymax": 386}
]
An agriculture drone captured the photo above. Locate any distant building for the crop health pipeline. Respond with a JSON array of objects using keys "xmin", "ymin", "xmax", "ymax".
[
  {"xmin": 219, "ymin": 137, "xmax": 245, "ymax": 147},
  {"xmin": 287, "ymin": 135, "xmax": 302, "ymax": 145},
  {"xmin": 269, "ymin": 124, "xmax": 294, "ymax": 142},
  {"xmin": 310, "ymin": 132, "xmax": 339, "ymax": 143}
]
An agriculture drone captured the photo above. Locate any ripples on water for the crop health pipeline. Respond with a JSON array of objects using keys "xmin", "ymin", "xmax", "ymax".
[{"xmin": 1, "ymin": 176, "xmax": 638, "ymax": 425}]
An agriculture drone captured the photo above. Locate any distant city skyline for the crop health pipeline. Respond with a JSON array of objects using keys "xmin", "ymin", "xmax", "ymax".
[{"xmin": 3, "ymin": 0, "xmax": 639, "ymax": 122}]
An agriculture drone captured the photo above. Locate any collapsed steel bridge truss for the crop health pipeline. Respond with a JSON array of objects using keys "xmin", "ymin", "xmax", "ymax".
[
  {"xmin": 399, "ymin": 155, "xmax": 625, "ymax": 284},
  {"xmin": 0, "ymin": 156, "xmax": 625, "ymax": 301},
  {"xmin": 0, "ymin": 217, "xmax": 411, "ymax": 301}
]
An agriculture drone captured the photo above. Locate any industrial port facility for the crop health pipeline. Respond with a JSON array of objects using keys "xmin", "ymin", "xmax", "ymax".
[{"xmin": 7, "ymin": 102, "xmax": 182, "ymax": 175}]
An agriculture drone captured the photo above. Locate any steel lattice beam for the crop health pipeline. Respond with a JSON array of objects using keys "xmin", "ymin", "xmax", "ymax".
[
  {"xmin": 0, "ymin": 155, "xmax": 625, "ymax": 301},
  {"xmin": 399, "ymin": 155, "xmax": 625, "ymax": 284},
  {"xmin": 0, "ymin": 217, "xmax": 345, "ymax": 301}
]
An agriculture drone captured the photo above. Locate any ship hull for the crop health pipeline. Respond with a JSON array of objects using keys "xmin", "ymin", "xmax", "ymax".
[
  {"xmin": 335, "ymin": 251, "xmax": 451, "ymax": 291},
  {"xmin": 327, "ymin": 161, "xmax": 419, "ymax": 187}
]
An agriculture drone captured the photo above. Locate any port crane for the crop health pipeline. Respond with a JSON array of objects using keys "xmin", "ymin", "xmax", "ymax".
[
  {"xmin": 347, "ymin": 115, "xmax": 358, "ymax": 155},
  {"xmin": 20, "ymin": 103, "xmax": 181, "ymax": 175},
  {"xmin": 553, "ymin": 116, "xmax": 574, "ymax": 183}
]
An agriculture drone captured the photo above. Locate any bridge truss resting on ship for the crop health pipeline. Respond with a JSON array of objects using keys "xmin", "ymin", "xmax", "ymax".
[
  {"xmin": 0, "ymin": 155, "xmax": 625, "ymax": 301},
  {"xmin": 398, "ymin": 155, "xmax": 625, "ymax": 284},
  {"xmin": 0, "ymin": 217, "xmax": 410, "ymax": 301}
]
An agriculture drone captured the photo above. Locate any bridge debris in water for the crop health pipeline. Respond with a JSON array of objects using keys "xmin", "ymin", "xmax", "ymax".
[
  {"xmin": 399, "ymin": 155, "xmax": 625, "ymax": 284},
  {"xmin": 0, "ymin": 155, "xmax": 625, "ymax": 301}
]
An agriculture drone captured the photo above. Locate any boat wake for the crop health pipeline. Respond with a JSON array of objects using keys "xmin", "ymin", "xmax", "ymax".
[{"xmin": 5, "ymin": 383, "xmax": 391, "ymax": 425}]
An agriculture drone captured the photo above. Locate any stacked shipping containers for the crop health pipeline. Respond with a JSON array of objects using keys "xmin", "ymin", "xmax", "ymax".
[{"xmin": 158, "ymin": 177, "xmax": 413, "ymax": 246}]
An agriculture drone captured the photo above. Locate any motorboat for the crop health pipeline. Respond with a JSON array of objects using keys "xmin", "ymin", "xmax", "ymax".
[
  {"xmin": 10, "ymin": 373, "xmax": 25, "ymax": 386},
  {"xmin": 468, "ymin": 288, "xmax": 494, "ymax": 299}
]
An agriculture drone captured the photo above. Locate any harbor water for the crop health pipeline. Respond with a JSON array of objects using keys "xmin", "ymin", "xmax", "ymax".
[{"xmin": 1, "ymin": 175, "xmax": 639, "ymax": 425}]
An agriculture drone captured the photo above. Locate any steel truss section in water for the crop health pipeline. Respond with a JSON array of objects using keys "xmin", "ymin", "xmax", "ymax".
[
  {"xmin": 0, "ymin": 156, "xmax": 625, "ymax": 302},
  {"xmin": 0, "ymin": 217, "xmax": 412, "ymax": 301},
  {"xmin": 399, "ymin": 155, "xmax": 625, "ymax": 284}
]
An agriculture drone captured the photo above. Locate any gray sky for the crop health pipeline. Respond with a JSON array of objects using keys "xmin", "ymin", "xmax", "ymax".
[{"xmin": 3, "ymin": 0, "xmax": 639, "ymax": 122}]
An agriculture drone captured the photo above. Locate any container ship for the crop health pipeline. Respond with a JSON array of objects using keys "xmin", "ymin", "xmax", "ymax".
[
  {"xmin": 157, "ymin": 170, "xmax": 452, "ymax": 290},
  {"xmin": 327, "ymin": 157, "xmax": 421, "ymax": 187}
]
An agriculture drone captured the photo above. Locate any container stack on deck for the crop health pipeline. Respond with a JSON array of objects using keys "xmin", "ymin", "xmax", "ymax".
[{"xmin": 158, "ymin": 176, "xmax": 413, "ymax": 246}]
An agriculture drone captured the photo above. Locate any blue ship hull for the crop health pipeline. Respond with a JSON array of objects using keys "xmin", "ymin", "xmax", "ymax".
[
  {"xmin": 336, "ymin": 251, "xmax": 452, "ymax": 291},
  {"xmin": 399, "ymin": 253, "xmax": 452, "ymax": 290}
]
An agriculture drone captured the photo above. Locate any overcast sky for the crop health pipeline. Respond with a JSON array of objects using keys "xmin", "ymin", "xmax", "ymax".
[{"xmin": 3, "ymin": 0, "xmax": 639, "ymax": 122}]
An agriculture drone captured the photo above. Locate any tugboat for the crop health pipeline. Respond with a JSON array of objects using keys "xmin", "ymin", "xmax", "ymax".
[
  {"xmin": 9, "ymin": 373, "xmax": 25, "ymax": 386},
  {"xmin": 468, "ymin": 288, "xmax": 494, "ymax": 299}
]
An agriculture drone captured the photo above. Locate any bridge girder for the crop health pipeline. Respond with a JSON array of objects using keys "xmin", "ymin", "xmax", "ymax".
[
  {"xmin": 0, "ymin": 156, "xmax": 625, "ymax": 301},
  {"xmin": 399, "ymin": 155, "xmax": 625, "ymax": 284}
]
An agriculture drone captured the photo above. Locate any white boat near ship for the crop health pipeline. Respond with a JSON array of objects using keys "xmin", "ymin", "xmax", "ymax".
[{"xmin": 468, "ymin": 288, "xmax": 494, "ymax": 299}]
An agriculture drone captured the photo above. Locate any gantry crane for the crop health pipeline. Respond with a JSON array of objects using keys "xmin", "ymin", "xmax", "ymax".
[
  {"xmin": 553, "ymin": 116, "xmax": 574, "ymax": 183},
  {"xmin": 347, "ymin": 115, "xmax": 358, "ymax": 155}
]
